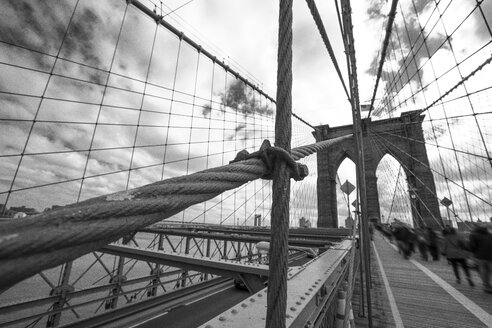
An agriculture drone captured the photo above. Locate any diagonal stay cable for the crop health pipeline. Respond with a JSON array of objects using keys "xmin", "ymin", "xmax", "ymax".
[
  {"xmin": 387, "ymin": 166, "xmax": 402, "ymax": 223},
  {"xmin": 367, "ymin": 130, "xmax": 414, "ymax": 225},
  {"xmin": 367, "ymin": 127, "xmax": 491, "ymax": 207},
  {"xmin": 368, "ymin": 132, "xmax": 442, "ymax": 227},
  {"xmin": 368, "ymin": 132, "xmax": 441, "ymax": 227},
  {"xmin": 131, "ymin": 0, "xmax": 275, "ymax": 104},
  {"xmin": 373, "ymin": 125, "xmax": 491, "ymax": 161},
  {"xmin": 0, "ymin": 135, "xmax": 351, "ymax": 290},
  {"xmin": 367, "ymin": 0, "xmax": 398, "ymax": 118},
  {"xmin": 304, "ymin": 0, "xmax": 351, "ymax": 102},
  {"xmin": 423, "ymin": 52, "xmax": 492, "ymax": 112},
  {"xmin": 373, "ymin": 124, "xmax": 491, "ymax": 182},
  {"xmin": 162, "ymin": 0, "xmax": 196, "ymax": 18}
]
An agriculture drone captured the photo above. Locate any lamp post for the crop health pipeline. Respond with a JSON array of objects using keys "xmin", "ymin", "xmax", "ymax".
[
  {"xmin": 408, "ymin": 187, "xmax": 422, "ymax": 227},
  {"xmin": 440, "ymin": 197, "xmax": 453, "ymax": 227},
  {"xmin": 341, "ymin": 179, "xmax": 356, "ymax": 222}
]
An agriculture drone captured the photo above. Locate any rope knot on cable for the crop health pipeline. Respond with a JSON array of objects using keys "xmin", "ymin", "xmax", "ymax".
[{"xmin": 230, "ymin": 139, "xmax": 309, "ymax": 181}]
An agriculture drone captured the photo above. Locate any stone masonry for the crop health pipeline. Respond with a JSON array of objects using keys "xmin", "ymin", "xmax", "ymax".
[{"xmin": 313, "ymin": 110, "xmax": 443, "ymax": 229}]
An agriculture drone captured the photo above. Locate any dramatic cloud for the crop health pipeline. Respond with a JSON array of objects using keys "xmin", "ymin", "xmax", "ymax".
[
  {"xmin": 1, "ymin": 0, "xmax": 489, "ymax": 226},
  {"xmin": 0, "ymin": 0, "xmax": 280, "ymax": 219}
]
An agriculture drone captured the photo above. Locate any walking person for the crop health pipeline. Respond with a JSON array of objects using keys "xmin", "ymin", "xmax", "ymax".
[
  {"xmin": 469, "ymin": 225, "xmax": 492, "ymax": 293},
  {"xmin": 442, "ymin": 226, "xmax": 474, "ymax": 286},
  {"xmin": 392, "ymin": 223, "xmax": 413, "ymax": 259},
  {"xmin": 415, "ymin": 228, "xmax": 428, "ymax": 261},
  {"xmin": 426, "ymin": 227, "xmax": 440, "ymax": 261}
]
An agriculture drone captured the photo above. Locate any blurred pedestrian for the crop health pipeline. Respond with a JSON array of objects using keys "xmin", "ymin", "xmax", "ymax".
[
  {"xmin": 469, "ymin": 225, "xmax": 492, "ymax": 293},
  {"xmin": 392, "ymin": 223, "xmax": 414, "ymax": 259},
  {"xmin": 426, "ymin": 227, "xmax": 440, "ymax": 261},
  {"xmin": 415, "ymin": 228, "xmax": 428, "ymax": 261},
  {"xmin": 442, "ymin": 226, "xmax": 474, "ymax": 286}
]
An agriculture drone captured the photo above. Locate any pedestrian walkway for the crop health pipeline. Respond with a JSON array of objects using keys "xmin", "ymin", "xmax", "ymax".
[{"xmin": 370, "ymin": 232, "xmax": 492, "ymax": 328}]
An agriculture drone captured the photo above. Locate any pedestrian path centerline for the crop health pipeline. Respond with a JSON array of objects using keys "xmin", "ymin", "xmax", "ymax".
[
  {"xmin": 382, "ymin": 236, "xmax": 492, "ymax": 327},
  {"xmin": 411, "ymin": 260, "xmax": 492, "ymax": 327},
  {"xmin": 372, "ymin": 240, "xmax": 405, "ymax": 328}
]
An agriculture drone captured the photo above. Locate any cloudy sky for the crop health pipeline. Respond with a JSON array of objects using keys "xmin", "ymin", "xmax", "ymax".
[
  {"xmin": 156, "ymin": 0, "xmax": 370, "ymax": 124},
  {"xmin": 148, "ymin": 0, "xmax": 492, "ymax": 225},
  {"xmin": 0, "ymin": 0, "xmax": 490, "ymax": 226}
]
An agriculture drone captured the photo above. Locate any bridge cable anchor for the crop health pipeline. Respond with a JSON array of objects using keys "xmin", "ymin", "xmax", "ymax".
[{"xmin": 230, "ymin": 139, "xmax": 309, "ymax": 181}]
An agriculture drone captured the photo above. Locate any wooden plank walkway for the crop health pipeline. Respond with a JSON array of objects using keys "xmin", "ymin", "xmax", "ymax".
[{"xmin": 362, "ymin": 232, "xmax": 492, "ymax": 328}]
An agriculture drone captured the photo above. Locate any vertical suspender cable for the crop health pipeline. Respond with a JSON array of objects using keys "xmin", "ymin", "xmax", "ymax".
[
  {"xmin": 305, "ymin": 0, "xmax": 351, "ymax": 102},
  {"xmin": 387, "ymin": 165, "xmax": 402, "ymax": 222},
  {"xmin": 126, "ymin": 23, "xmax": 159, "ymax": 190},
  {"xmin": 341, "ymin": 0, "xmax": 373, "ymax": 326},
  {"xmin": 2, "ymin": 0, "xmax": 81, "ymax": 213},
  {"xmin": 266, "ymin": 0, "xmax": 292, "ymax": 327},
  {"xmin": 396, "ymin": 1, "xmax": 458, "ymax": 220},
  {"xmin": 77, "ymin": 3, "xmax": 129, "ymax": 203},
  {"xmin": 338, "ymin": 0, "xmax": 366, "ymax": 317}
]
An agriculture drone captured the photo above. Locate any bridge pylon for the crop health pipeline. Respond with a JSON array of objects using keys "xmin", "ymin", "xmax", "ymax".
[{"xmin": 314, "ymin": 110, "xmax": 443, "ymax": 229}]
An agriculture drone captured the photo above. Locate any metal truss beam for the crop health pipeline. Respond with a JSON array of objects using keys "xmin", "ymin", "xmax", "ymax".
[
  {"xmin": 145, "ymin": 222, "xmax": 350, "ymax": 240},
  {"xmin": 139, "ymin": 228, "xmax": 342, "ymax": 247},
  {"xmin": 200, "ymin": 240, "xmax": 352, "ymax": 327},
  {"xmin": 101, "ymin": 245, "xmax": 270, "ymax": 278},
  {"xmin": 0, "ymin": 269, "xmax": 184, "ymax": 315}
]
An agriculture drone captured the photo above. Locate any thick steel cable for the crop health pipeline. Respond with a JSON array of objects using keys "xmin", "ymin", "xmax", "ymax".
[
  {"xmin": 0, "ymin": 136, "xmax": 349, "ymax": 290},
  {"xmin": 305, "ymin": 0, "xmax": 351, "ymax": 102},
  {"xmin": 266, "ymin": 0, "xmax": 292, "ymax": 326},
  {"xmin": 367, "ymin": 0, "xmax": 399, "ymax": 118}
]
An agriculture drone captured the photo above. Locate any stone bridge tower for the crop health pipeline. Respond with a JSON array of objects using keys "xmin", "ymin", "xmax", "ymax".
[{"xmin": 314, "ymin": 110, "xmax": 443, "ymax": 229}]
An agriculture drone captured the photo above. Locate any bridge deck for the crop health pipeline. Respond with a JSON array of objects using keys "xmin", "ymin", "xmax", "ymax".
[{"xmin": 369, "ymin": 232, "xmax": 492, "ymax": 328}]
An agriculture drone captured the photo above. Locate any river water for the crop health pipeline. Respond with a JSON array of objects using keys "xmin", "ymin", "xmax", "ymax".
[{"xmin": 0, "ymin": 232, "xmax": 233, "ymax": 327}]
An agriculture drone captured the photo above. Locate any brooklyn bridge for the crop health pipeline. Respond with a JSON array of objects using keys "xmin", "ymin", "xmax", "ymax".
[{"xmin": 0, "ymin": 0, "xmax": 491, "ymax": 327}]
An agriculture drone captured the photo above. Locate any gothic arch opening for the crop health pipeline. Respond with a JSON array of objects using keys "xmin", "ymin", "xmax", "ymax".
[
  {"xmin": 376, "ymin": 154, "xmax": 413, "ymax": 226},
  {"xmin": 315, "ymin": 111, "xmax": 443, "ymax": 229},
  {"xmin": 336, "ymin": 157, "xmax": 357, "ymax": 228}
]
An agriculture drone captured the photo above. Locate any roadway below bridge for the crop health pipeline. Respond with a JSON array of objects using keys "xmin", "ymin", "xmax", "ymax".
[
  {"xmin": 106, "ymin": 252, "xmax": 313, "ymax": 328},
  {"xmin": 130, "ymin": 281, "xmax": 249, "ymax": 328}
]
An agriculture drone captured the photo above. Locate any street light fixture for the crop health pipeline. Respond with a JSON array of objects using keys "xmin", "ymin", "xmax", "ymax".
[
  {"xmin": 440, "ymin": 197, "xmax": 453, "ymax": 227},
  {"xmin": 408, "ymin": 187, "xmax": 417, "ymax": 199},
  {"xmin": 408, "ymin": 187, "xmax": 422, "ymax": 227}
]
